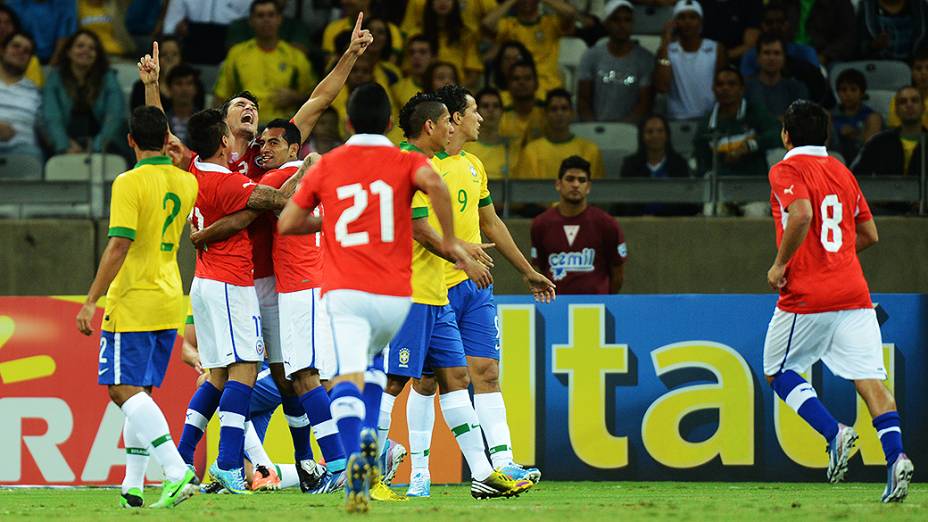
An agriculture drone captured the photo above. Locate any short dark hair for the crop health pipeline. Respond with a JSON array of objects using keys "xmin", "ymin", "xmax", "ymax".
[
  {"xmin": 129, "ymin": 106, "xmax": 169, "ymax": 151},
  {"xmin": 783, "ymin": 99, "xmax": 829, "ymax": 147},
  {"xmin": 434, "ymin": 84, "xmax": 470, "ymax": 122},
  {"xmin": 220, "ymin": 90, "xmax": 260, "ymax": 117},
  {"xmin": 348, "ymin": 83, "xmax": 392, "ymax": 134},
  {"xmin": 166, "ymin": 62, "xmax": 199, "ymax": 86},
  {"xmin": 264, "ymin": 118, "xmax": 302, "ymax": 146},
  {"xmin": 188, "ymin": 108, "xmax": 229, "ymax": 158},
  {"xmin": 558, "ymin": 155, "xmax": 591, "ymax": 179},
  {"xmin": 715, "ymin": 66, "xmax": 744, "ymax": 86},
  {"xmin": 0, "ymin": 30, "xmax": 35, "ymax": 51},
  {"xmin": 249, "ymin": 0, "xmax": 280, "ymax": 16},
  {"xmin": 475, "ymin": 87, "xmax": 502, "ymax": 105},
  {"xmin": 508, "ymin": 59, "xmax": 537, "ymax": 81},
  {"xmin": 423, "ymin": 61, "xmax": 458, "ymax": 93},
  {"xmin": 399, "ymin": 92, "xmax": 445, "ymax": 138},
  {"xmin": 406, "ymin": 33, "xmax": 436, "ymax": 55},
  {"xmin": 756, "ymin": 32, "xmax": 786, "ymax": 53},
  {"xmin": 545, "ymin": 88, "xmax": 572, "ymax": 108},
  {"xmin": 836, "ymin": 68, "xmax": 867, "ymax": 92}
]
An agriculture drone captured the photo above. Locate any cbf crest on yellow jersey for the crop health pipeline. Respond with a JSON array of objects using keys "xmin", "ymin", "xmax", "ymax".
[
  {"xmin": 105, "ymin": 156, "xmax": 198, "ymax": 332},
  {"xmin": 432, "ymin": 149, "xmax": 492, "ymax": 288}
]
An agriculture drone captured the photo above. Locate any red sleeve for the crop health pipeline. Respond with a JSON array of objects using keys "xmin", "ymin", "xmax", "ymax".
[
  {"xmin": 292, "ymin": 162, "xmax": 321, "ymax": 210},
  {"xmin": 854, "ymin": 186, "xmax": 873, "ymax": 224},
  {"xmin": 259, "ymin": 169, "xmax": 289, "ymax": 189},
  {"xmin": 216, "ymin": 172, "xmax": 257, "ymax": 213},
  {"xmin": 769, "ymin": 163, "xmax": 809, "ymax": 210}
]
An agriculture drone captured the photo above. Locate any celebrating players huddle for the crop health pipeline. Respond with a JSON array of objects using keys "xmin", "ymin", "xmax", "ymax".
[{"xmin": 75, "ymin": 14, "xmax": 912, "ymax": 515}]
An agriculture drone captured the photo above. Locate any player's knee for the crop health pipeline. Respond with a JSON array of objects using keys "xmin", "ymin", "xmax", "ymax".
[
  {"xmin": 291, "ymin": 368, "xmax": 321, "ymax": 395},
  {"xmin": 413, "ymin": 376, "xmax": 438, "ymax": 396},
  {"xmin": 469, "ymin": 360, "xmax": 500, "ymax": 390},
  {"xmin": 107, "ymin": 385, "xmax": 141, "ymax": 406},
  {"xmin": 438, "ymin": 367, "xmax": 471, "ymax": 392},
  {"xmin": 385, "ymin": 375, "xmax": 408, "ymax": 395}
]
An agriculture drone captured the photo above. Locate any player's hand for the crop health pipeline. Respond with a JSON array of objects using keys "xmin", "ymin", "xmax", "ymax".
[
  {"xmin": 456, "ymin": 254, "xmax": 493, "ymax": 289},
  {"xmin": 767, "ymin": 262, "xmax": 787, "ymax": 290},
  {"xmin": 189, "ymin": 227, "xmax": 206, "ymax": 249},
  {"xmin": 346, "ymin": 12, "xmax": 373, "ymax": 57},
  {"xmin": 166, "ymin": 134, "xmax": 189, "ymax": 167},
  {"xmin": 76, "ymin": 301, "xmax": 96, "ymax": 336},
  {"xmin": 523, "ymin": 270, "xmax": 556, "ymax": 304},
  {"xmin": 463, "ymin": 241, "xmax": 495, "ymax": 268},
  {"xmin": 137, "ymin": 41, "xmax": 160, "ymax": 85},
  {"xmin": 181, "ymin": 340, "xmax": 204, "ymax": 374}
]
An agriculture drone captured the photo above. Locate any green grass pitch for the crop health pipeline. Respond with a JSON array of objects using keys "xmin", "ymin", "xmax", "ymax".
[{"xmin": 1, "ymin": 482, "xmax": 923, "ymax": 521}]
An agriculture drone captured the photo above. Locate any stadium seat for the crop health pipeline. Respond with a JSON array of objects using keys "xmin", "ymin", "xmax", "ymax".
[
  {"xmin": 45, "ymin": 153, "xmax": 127, "ymax": 182},
  {"xmin": 669, "ymin": 119, "xmax": 700, "ymax": 158},
  {"xmin": 829, "ymin": 61, "xmax": 911, "ymax": 94},
  {"xmin": 766, "ymin": 147, "xmax": 787, "ymax": 167},
  {"xmin": 866, "ymin": 89, "xmax": 896, "ymax": 122},
  {"xmin": 558, "ymin": 37, "xmax": 588, "ymax": 70},
  {"xmin": 570, "ymin": 122, "xmax": 637, "ymax": 177},
  {"xmin": 633, "ymin": 4, "xmax": 673, "ymax": 35},
  {"xmin": 0, "ymin": 154, "xmax": 43, "ymax": 180},
  {"xmin": 111, "ymin": 61, "xmax": 139, "ymax": 99}
]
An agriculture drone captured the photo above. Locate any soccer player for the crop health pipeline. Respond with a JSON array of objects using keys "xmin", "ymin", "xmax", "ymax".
[
  {"xmin": 277, "ymin": 83, "xmax": 471, "ymax": 513},
  {"xmin": 404, "ymin": 84, "xmax": 554, "ymax": 484},
  {"xmin": 764, "ymin": 100, "xmax": 914, "ymax": 503},
  {"xmin": 76, "ymin": 106, "xmax": 199, "ymax": 509}
]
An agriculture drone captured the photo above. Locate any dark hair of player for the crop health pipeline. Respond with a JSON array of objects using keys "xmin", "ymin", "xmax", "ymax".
[
  {"xmin": 249, "ymin": 0, "xmax": 281, "ymax": 16},
  {"xmin": 129, "ymin": 106, "xmax": 169, "ymax": 152},
  {"xmin": 475, "ymin": 87, "xmax": 502, "ymax": 106},
  {"xmin": 188, "ymin": 108, "xmax": 230, "ymax": 158},
  {"xmin": 508, "ymin": 59, "xmax": 538, "ymax": 81},
  {"xmin": 558, "ymin": 155, "xmax": 591, "ymax": 180},
  {"xmin": 406, "ymin": 33, "xmax": 437, "ymax": 56},
  {"xmin": 348, "ymin": 82, "xmax": 392, "ymax": 134},
  {"xmin": 714, "ymin": 66, "xmax": 744, "ymax": 86},
  {"xmin": 835, "ymin": 68, "xmax": 867, "ymax": 93},
  {"xmin": 783, "ymin": 99, "xmax": 829, "ymax": 147},
  {"xmin": 434, "ymin": 84, "xmax": 471, "ymax": 122},
  {"xmin": 423, "ymin": 0, "xmax": 463, "ymax": 47},
  {"xmin": 755, "ymin": 32, "xmax": 787, "ymax": 53},
  {"xmin": 166, "ymin": 62, "xmax": 200, "ymax": 86},
  {"xmin": 220, "ymin": 90, "xmax": 260, "ymax": 117},
  {"xmin": 265, "ymin": 118, "xmax": 302, "ymax": 146},
  {"xmin": 399, "ymin": 92, "xmax": 445, "ymax": 138},
  {"xmin": 0, "ymin": 29, "xmax": 34, "ymax": 50},
  {"xmin": 545, "ymin": 88, "xmax": 572, "ymax": 108}
]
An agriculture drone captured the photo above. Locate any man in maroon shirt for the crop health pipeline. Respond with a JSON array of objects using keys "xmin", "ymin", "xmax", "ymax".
[{"xmin": 530, "ymin": 155, "xmax": 628, "ymax": 294}]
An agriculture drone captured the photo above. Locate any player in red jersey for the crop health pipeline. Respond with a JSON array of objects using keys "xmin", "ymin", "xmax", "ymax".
[
  {"xmin": 278, "ymin": 83, "xmax": 471, "ymax": 513},
  {"xmin": 763, "ymin": 100, "xmax": 912, "ymax": 502}
]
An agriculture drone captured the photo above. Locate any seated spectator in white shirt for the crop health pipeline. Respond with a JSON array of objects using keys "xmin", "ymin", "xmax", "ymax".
[{"xmin": 0, "ymin": 31, "xmax": 42, "ymax": 161}]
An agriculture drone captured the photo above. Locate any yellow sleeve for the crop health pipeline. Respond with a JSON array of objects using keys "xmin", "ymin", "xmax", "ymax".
[
  {"xmin": 108, "ymin": 174, "xmax": 139, "ymax": 239},
  {"xmin": 322, "ymin": 20, "xmax": 342, "ymax": 54},
  {"xmin": 401, "ymin": 0, "xmax": 425, "ymax": 36},
  {"xmin": 213, "ymin": 47, "xmax": 238, "ymax": 101},
  {"xmin": 513, "ymin": 142, "xmax": 537, "ymax": 179},
  {"xmin": 389, "ymin": 23, "xmax": 404, "ymax": 57},
  {"xmin": 496, "ymin": 17, "xmax": 516, "ymax": 42},
  {"xmin": 545, "ymin": 14, "xmax": 565, "ymax": 38},
  {"xmin": 888, "ymin": 96, "xmax": 900, "ymax": 127},
  {"xmin": 462, "ymin": 32, "xmax": 483, "ymax": 73},
  {"xmin": 471, "ymin": 154, "xmax": 492, "ymax": 204},
  {"xmin": 25, "ymin": 56, "xmax": 43, "ymax": 87},
  {"xmin": 412, "ymin": 190, "xmax": 431, "ymax": 218},
  {"xmin": 589, "ymin": 142, "xmax": 604, "ymax": 179}
]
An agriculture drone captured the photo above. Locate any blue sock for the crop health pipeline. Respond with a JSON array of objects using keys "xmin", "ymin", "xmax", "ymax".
[
  {"xmin": 301, "ymin": 386, "xmax": 347, "ymax": 473},
  {"xmin": 178, "ymin": 381, "xmax": 222, "ymax": 464},
  {"xmin": 328, "ymin": 382, "xmax": 365, "ymax": 456},
  {"xmin": 772, "ymin": 370, "xmax": 839, "ymax": 442},
  {"xmin": 281, "ymin": 394, "xmax": 313, "ymax": 462},
  {"xmin": 217, "ymin": 380, "xmax": 252, "ymax": 471},
  {"xmin": 362, "ymin": 366, "xmax": 386, "ymax": 430},
  {"xmin": 872, "ymin": 411, "xmax": 904, "ymax": 466}
]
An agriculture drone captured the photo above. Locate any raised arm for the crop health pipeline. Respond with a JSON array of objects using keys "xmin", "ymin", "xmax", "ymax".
[{"xmin": 482, "ymin": 0, "xmax": 517, "ymax": 34}]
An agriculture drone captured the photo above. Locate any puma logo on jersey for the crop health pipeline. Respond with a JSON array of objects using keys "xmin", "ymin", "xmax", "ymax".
[
  {"xmin": 784, "ymin": 185, "xmax": 794, "ymax": 195},
  {"xmin": 548, "ymin": 248, "xmax": 595, "ymax": 281}
]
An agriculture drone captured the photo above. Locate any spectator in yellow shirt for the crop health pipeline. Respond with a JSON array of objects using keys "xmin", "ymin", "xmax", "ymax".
[
  {"xmin": 323, "ymin": 0, "xmax": 403, "ymax": 63},
  {"xmin": 402, "ymin": 0, "xmax": 497, "ymax": 35},
  {"xmin": 515, "ymin": 88, "xmax": 604, "ymax": 179},
  {"xmin": 213, "ymin": 0, "xmax": 316, "ymax": 122},
  {"xmin": 465, "ymin": 87, "xmax": 522, "ymax": 180},
  {"xmin": 423, "ymin": 60, "xmax": 459, "ymax": 93},
  {"xmin": 78, "ymin": 0, "xmax": 135, "ymax": 57},
  {"xmin": 490, "ymin": 40, "xmax": 536, "ymax": 106},
  {"xmin": 420, "ymin": 0, "xmax": 483, "ymax": 89},
  {"xmin": 483, "ymin": 0, "xmax": 578, "ymax": 95},
  {"xmin": 888, "ymin": 47, "xmax": 928, "ymax": 129},
  {"xmin": 392, "ymin": 35, "xmax": 435, "ymax": 105},
  {"xmin": 500, "ymin": 60, "xmax": 546, "ymax": 148}
]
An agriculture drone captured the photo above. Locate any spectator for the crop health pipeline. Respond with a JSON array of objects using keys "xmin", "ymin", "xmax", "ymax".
[
  {"xmin": 489, "ymin": 40, "xmax": 536, "ymax": 105},
  {"xmin": 329, "ymin": 53, "xmax": 403, "ymax": 142},
  {"xmin": 852, "ymin": 85, "xmax": 927, "ymax": 178},
  {"xmin": 654, "ymin": 1, "xmax": 727, "ymax": 121},
  {"xmin": 125, "ymin": 0, "xmax": 165, "ymax": 52},
  {"xmin": 301, "ymin": 106, "xmax": 343, "ymax": 156},
  {"xmin": 130, "ymin": 36, "xmax": 200, "ymax": 111},
  {"xmin": 530, "ymin": 155, "xmax": 628, "ymax": 294},
  {"xmin": 363, "ymin": 16, "xmax": 401, "ymax": 67},
  {"xmin": 43, "ymin": 29, "xmax": 126, "ymax": 155},
  {"xmin": 465, "ymin": 87, "xmax": 521, "ymax": 179},
  {"xmin": 693, "ymin": 68, "xmax": 779, "ymax": 179},
  {"xmin": 0, "ymin": 31, "xmax": 42, "ymax": 160},
  {"xmin": 515, "ymin": 88, "xmax": 604, "ymax": 179},
  {"xmin": 402, "ymin": 0, "xmax": 496, "ymax": 35},
  {"xmin": 6, "ymin": 0, "xmax": 76, "ymax": 64},
  {"xmin": 78, "ymin": 0, "xmax": 136, "ymax": 57},
  {"xmin": 697, "ymin": 0, "xmax": 762, "ymax": 62},
  {"xmin": 830, "ymin": 68, "xmax": 882, "ymax": 163},
  {"xmin": 164, "ymin": 63, "xmax": 201, "ymax": 144},
  {"xmin": 740, "ymin": 2, "xmax": 820, "ymax": 77},
  {"xmin": 578, "ymin": 0, "xmax": 654, "ymax": 123},
  {"xmin": 483, "ymin": 0, "xmax": 578, "ymax": 95},
  {"xmin": 322, "ymin": 0, "xmax": 402, "ymax": 62},
  {"xmin": 781, "ymin": 0, "xmax": 857, "ymax": 66},
  {"xmin": 423, "ymin": 61, "xmax": 458, "ymax": 93},
  {"xmin": 858, "ymin": 0, "xmax": 928, "ymax": 62},
  {"xmin": 226, "ymin": 0, "xmax": 314, "ymax": 55},
  {"xmin": 392, "ymin": 35, "xmax": 435, "ymax": 105},
  {"xmin": 214, "ymin": 0, "xmax": 316, "ymax": 122},
  {"xmin": 500, "ymin": 60, "xmax": 547, "ymax": 148},
  {"xmin": 0, "ymin": 5, "xmax": 44, "ymax": 86},
  {"xmin": 422, "ymin": 0, "xmax": 483, "ymax": 89},
  {"xmin": 745, "ymin": 34, "xmax": 809, "ymax": 121},
  {"xmin": 571, "ymin": 0, "xmax": 608, "ymax": 47},
  {"xmin": 162, "ymin": 0, "xmax": 251, "ymax": 64},
  {"xmin": 889, "ymin": 48, "xmax": 928, "ymax": 129},
  {"xmin": 333, "ymin": 31, "xmax": 401, "ymax": 102}
]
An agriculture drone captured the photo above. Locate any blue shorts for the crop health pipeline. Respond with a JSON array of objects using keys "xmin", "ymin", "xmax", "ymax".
[
  {"xmin": 386, "ymin": 303, "xmax": 467, "ymax": 378},
  {"xmin": 249, "ymin": 364, "xmax": 280, "ymax": 441},
  {"xmin": 447, "ymin": 280, "xmax": 500, "ymax": 360},
  {"xmin": 97, "ymin": 330, "xmax": 176, "ymax": 387}
]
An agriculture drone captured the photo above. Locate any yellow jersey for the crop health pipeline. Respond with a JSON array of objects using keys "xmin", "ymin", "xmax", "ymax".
[
  {"xmin": 105, "ymin": 156, "xmax": 198, "ymax": 332},
  {"xmin": 401, "ymin": 142, "xmax": 449, "ymax": 306},
  {"xmin": 888, "ymin": 94, "xmax": 928, "ymax": 129},
  {"xmin": 500, "ymin": 102, "xmax": 546, "ymax": 149},
  {"xmin": 432, "ymin": 149, "xmax": 492, "ymax": 288},
  {"xmin": 514, "ymin": 135, "xmax": 605, "ymax": 179},
  {"xmin": 496, "ymin": 15, "xmax": 566, "ymax": 95},
  {"xmin": 402, "ymin": 0, "xmax": 497, "ymax": 35},
  {"xmin": 392, "ymin": 76, "xmax": 423, "ymax": 108},
  {"xmin": 464, "ymin": 138, "xmax": 520, "ymax": 180},
  {"xmin": 323, "ymin": 17, "xmax": 404, "ymax": 60},
  {"xmin": 435, "ymin": 31, "xmax": 483, "ymax": 81},
  {"xmin": 25, "ymin": 56, "xmax": 43, "ymax": 87}
]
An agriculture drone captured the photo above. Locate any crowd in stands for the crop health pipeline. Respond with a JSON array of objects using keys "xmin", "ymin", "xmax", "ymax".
[{"xmin": 0, "ymin": 0, "xmax": 927, "ymax": 217}]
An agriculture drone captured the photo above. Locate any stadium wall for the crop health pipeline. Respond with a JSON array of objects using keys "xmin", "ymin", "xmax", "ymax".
[{"xmin": 0, "ymin": 217, "xmax": 926, "ymax": 295}]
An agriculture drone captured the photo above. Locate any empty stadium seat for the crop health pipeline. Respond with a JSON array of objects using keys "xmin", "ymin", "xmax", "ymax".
[
  {"xmin": 111, "ymin": 61, "xmax": 139, "ymax": 99},
  {"xmin": 45, "ymin": 153, "xmax": 127, "ymax": 182},
  {"xmin": 571, "ymin": 122, "xmax": 637, "ymax": 177},
  {"xmin": 829, "ymin": 61, "xmax": 911, "ymax": 94},
  {"xmin": 634, "ymin": 4, "xmax": 673, "ymax": 35},
  {"xmin": 0, "ymin": 154, "xmax": 43, "ymax": 180},
  {"xmin": 669, "ymin": 119, "xmax": 699, "ymax": 158},
  {"xmin": 867, "ymin": 89, "xmax": 895, "ymax": 122}
]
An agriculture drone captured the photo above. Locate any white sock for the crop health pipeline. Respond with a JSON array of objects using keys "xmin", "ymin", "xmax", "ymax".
[
  {"xmin": 407, "ymin": 387, "xmax": 435, "ymax": 472},
  {"xmin": 474, "ymin": 392, "xmax": 514, "ymax": 468},
  {"xmin": 440, "ymin": 390, "xmax": 494, "ymax": 481},
  {"xmin": 121, "ymin": 417, "xmax": 149, "ymax": 494},
  {"xmin": 121, "ymin": 393, "xmax": 188, "ymax": 482},
  {"xmin": 244, "ymin": 420, "xmax": 274, "ymax": 469},
  {"xmin": 378, "ymin": 392, "xmax": 396, "ymax": 455},
  {"xmin": 277, "ymin": 464, "xmax": 300, "ymax": 489}
]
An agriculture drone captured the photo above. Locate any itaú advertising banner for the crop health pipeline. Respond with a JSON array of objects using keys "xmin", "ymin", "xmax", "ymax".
[{"xmin": 496, "ymin": 294, "xmax": 927, "ymax": 481}]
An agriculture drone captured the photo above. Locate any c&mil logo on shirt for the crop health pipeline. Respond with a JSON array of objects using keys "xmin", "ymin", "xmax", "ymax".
[{"xmin": 548, "ymin": 248, "xmax": 596, "ymax": 281}]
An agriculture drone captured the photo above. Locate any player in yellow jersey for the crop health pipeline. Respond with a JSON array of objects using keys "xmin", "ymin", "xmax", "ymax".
[
  {"xmin": 76, "ymin": 107, "xmax": 199, "ymax": 509},
  {"xmin": 412, "ymin": 85, "xmax": 556, "ymax": 483}
]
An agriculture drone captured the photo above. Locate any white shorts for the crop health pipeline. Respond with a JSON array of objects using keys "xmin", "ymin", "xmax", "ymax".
[
  {"xmin": 321, "ymin": 289, "xmax": 412, "ymax": 376},
  {"xmin": 255, "ymin": 276, "xmax": 282, "ymax": 364},
  {"xmin": 279, "ymin": 288, "xmax": 336, "ymax": 380},
  {"xmin": 190, "ymin": 277, "xmax": 265, "ymax": 369},
  {"xmin": 763, "ymin": 307, "xmax": 886, "ymax": 380}
]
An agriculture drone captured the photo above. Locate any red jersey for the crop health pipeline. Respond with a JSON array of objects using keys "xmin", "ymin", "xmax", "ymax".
[
  {"xmin": 228, "ymin": 141, "xmax": 267, "ymax": 180},
  {"xmin": 226, "ymin": 142, "xmax": 274, "ymax": 280},
  {"xmin": 291, "ymin": 134, "xmax": 429, "ymax": 297},
  {"xmin": 769, "ymin": 146, "xmax": 873, "ymax": 313},
  {"xmin": 263, "ymin": 160, "xmax": 323, "ymax": 293},
  {"xmin": 189, "ymin": 156, "xmax": 257, "ymax": 286},
  {"xmin": 530, "ymin": 205, "xmax": 627, "ymax": 294}
]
